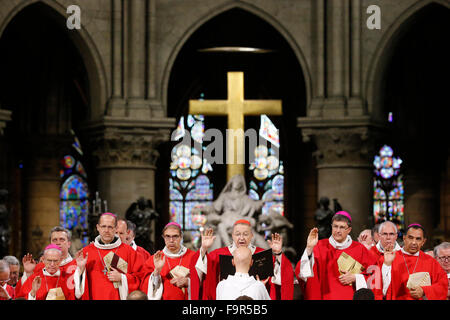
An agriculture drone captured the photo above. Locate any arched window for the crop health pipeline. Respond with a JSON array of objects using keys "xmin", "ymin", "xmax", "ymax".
[
  {"xmin": 248, "ymin": 115, "xmax": 284, "ymax": 236},
  {"xmin": 169, "ymin": 115, "xmax": 213, "ymax": 247},
  {"xmin": 373, "ymin": 145, "xmax": 404, "ymax": 230},
  {"xmin": 59, "ymin": 133, "xmax": 89, "ymax": 245}
]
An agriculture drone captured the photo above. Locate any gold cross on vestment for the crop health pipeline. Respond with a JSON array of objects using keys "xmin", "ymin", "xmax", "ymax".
[{"xmin": 189, "ymin": 72, "xmax": 282, "ymax": 181}]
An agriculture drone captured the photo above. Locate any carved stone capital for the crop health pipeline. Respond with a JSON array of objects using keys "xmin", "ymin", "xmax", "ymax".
[{"xmin": 85, "ymin": 116, "xmax": 175, "ymax": 169}]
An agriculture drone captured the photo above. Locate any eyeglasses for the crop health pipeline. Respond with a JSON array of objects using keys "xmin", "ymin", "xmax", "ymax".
[
  {"xmin": 163, "ymin": 234, "xmax": 180, "ymax": 241},
  {"xmin": 331, "ymin": 225, "xmax": 349, "ymax": 231},
  {"xmin": 233, "ymin": 232, "xmax": 251, "ymax": 238},
  {"xmin": 437, "ymin": 256, "xmax": 450, "ymax": 262},
  {"xmin": 380, "ymin": 232, "xmax": 397, "ymax": 238}
]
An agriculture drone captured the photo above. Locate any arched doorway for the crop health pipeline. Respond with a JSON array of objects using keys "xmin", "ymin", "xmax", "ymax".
[
  {"xmin": 0, "ymin": 3, "xmax": 94, "ymax": 256},
  {"xmin": 374, "ymin": 3, "xmax": 450, "ymax": 243},
  {"xmin": 157, "ymin": 7, "xmax": 313, "ymax": 257}
]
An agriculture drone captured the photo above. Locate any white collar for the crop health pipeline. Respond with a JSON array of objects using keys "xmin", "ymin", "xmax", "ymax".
[
  {"xmin": 234, "ymin": 272, "xmax": 250, "ymax": 278},
  {"xmin": 329, "ymin": 235, "xmax": 352, "ymax": 250},
  {"xmin": 228, "ymin": 242, "xmax": 257, "ymax": 255},
  {"xmin": 60, "ymin": 255, "xmax": 73, "ymax": 266},
  {"xmin": 376, "ymin": 241, "xmax": 402, "ymax": 253},
  {"xmin": 1, "ymin": 283, "xmax": 7, "ymax": 289},
  {"xmin": 94, "ymin": 235, "xmax": 122, "ymax": 250},
  {"xmin": 130, "ymin": 241, "xmax": 137, "ymax": 251},
  {"xmin": 43, "ymin": 269, "xmax": 61, "ymax": 277},
  {"xmin": 401, "ymin": 248, "xmax": 420, "ymax": 256},
  {"xmin": 163, "ymin": 245, "xmax": 187, "ymax": 258}
]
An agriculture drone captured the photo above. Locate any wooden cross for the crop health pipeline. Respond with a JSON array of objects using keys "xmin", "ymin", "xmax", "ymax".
[{"xmin": 189, "ymin": 72, "xmax": 282, "ymax": 181}]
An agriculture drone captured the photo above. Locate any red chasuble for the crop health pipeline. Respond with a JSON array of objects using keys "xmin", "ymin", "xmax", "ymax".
[
  {"xmin": 136, "ymin": 246, "xmax": 152, "ymax": 262},
  {"xmin": 0, "ymin": 284, "xmax": 15, "ymax": 300},
  {"xmin": 383, "ymin": 250, "xmax": 448, "ymax": 300},
  {"xmin": 369, "ymin": 246, "xmax": 383, "ymax": 261},
  {"xmin": 295, "ymin": 239, "xmax": 377, "ymax": 300},
  {"xmin": 140, "ymin": 248, "xmax": 196, "ymax": 300},
  {"xmin": 21, "ymin": 269, "xmax": 75, "ymax": 300},
  {"xmin": 81, "ymin": 240, "xmax": 144, "ymax": 300},
  {"xmin": 190, "ymin": 246, "xmax": 294, "ymax": 300}
]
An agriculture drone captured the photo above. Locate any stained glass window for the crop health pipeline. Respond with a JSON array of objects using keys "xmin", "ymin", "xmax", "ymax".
[
  {"xmin": 373, "ymin": 145, "xmax": 404, "ymax": 230},
  {"xmin": 60, "ymin": 131, "xmax": 89, "ymax": 245},
  {"xmin": 169, "ymin": 115, "xmax": 213, "ymax": 247},
  {"xmin": 249, "ymin": 115, "xmax": 284, "ymax": 236}
]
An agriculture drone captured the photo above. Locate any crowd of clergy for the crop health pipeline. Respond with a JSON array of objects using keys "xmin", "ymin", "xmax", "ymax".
[{"xmin": 0, "ymin": 211, "xmax": 449, "ymax": 300}]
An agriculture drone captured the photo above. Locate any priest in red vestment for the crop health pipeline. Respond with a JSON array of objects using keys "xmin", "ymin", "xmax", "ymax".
[
  {"xmin": 190, "ymin": 219, "xmax": 294, "ymax": 300},
  {"xmin": 140, "ymin": 222, "xmax": 195, "ymax": 299},
  {"xmin": 0, "ymin": 260, "xmax": 15, "ymax": 300},
  {"xmin": 379, "ymin": 223, "xmax": 448, "ymax": 300},
  {"xmin": 20, "ymin": 244, "xmax": 79, "ymax": 300},
  {"xmin": 74, "ymin": 212, "xmax": 144, "ymax": 300},
  {"xmin": 369, "ymin": 221, "xmax": 401, "ymax": 261},
  {"xmin": 295, "ymin": 211, "xmax": 377, "ymax": 300},
  {"xmin": 117, "ymin": 219, "xmax": 152, "ymax": 261}
]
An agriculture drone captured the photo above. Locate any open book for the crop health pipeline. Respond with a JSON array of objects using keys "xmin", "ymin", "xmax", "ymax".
[
  {"xmin": 219, "ymin": 249, "xmax": 274, "ymax": 281},
  {"xmin": 406, "ymin": 272, "xmax": 431, "ymax": 289},
  {"xmin": 169, "ymin": 265, "xmax": 190, "ymax": 279},
  {"xmin": 104, "ymin": 252, "xmax": 128, "ymax": 288},
  {"xmin": 46, "ymin": 287, "xmax": 65, "ymax": 300},
  {"xmin": 337, "ymin": 252, "xmax": 364, "ymax": 275}
]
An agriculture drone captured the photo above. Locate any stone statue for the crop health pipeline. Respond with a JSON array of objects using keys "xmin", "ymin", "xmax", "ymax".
[
  {"xmin": 197, "ymin": 174, "xmax": 268, "ymax": 250},
  {"xmin": 314, "ymin": 197, "xmax": 334, "ymax": 239},
  {"xmin": 125, "ymin": 196, "xmax": 159, "ymax": 254}
]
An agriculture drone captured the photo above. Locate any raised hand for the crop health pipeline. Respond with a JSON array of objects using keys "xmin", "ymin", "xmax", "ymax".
[
  {"xmin": 22, "ymin": 253, "xmax": 37, "ymax": 275},
  {"xmin": 30, "ymin": 276, "xmax": 42, "ymax": 297},
  {"xmin": 75, "ymin": 250, "xmax": 88, "ymax": 273},
  {"xmin": 200, "ymin": 228, "xmax": 216, "ymax": 257},
  {"xmin": 153, "ymin": 250, "xmax": 166, "ymax": 274},
  {"xmin": 383, "ymin": 245, "xmax": 396, "ymax": 266},
  {"xmin": 306, "ymin": 228, "xmax": 319, "ymax": 255},
  {"xmin": 267, "ymin": 233, "xmax": 283, "ymax": 254}
]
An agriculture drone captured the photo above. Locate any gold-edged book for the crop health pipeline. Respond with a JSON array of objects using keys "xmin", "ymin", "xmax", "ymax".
[
  {"xmin": 103, "ymin": 252, "xmax": 128, "ymax": 288},
  {"xmin": 169, "ymin": 265, "xmax": 190, "ymax": 279},
  {"xmin": 337, "ymin": 252, "xmax": 364, "ymax": 275},
  {"xmin": 46, "ymin": 287, "xmax": 65, "ymax": 300},
  {"xmin": 406, "ymin": 272, "xmax": 431, "ymax": 289}
]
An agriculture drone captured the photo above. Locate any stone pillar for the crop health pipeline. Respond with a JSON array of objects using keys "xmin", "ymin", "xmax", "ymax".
[
  {"xmin": 300, "ymin": 119, "xmax": 383, "ymax": 235},
  {"xmin": 87, "ymin": 117, "xmax": 174, "ymax": 218}
]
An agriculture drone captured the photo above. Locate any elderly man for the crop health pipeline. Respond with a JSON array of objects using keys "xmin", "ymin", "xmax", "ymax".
[
  {"xmin": 20, "ymin": 245, "xmax": 80, "ymax": 300},
  {"xmin": 369, "ymin": 221, "xmax": 402, "ymax": 260},
  {"xmin": 2, "ymin": 256, "xmax": 20, "ymax": 288},
  {"xmin": 433, "ymin": 242, "xmax": 450, "ymax": 299},
  {"xmin": 216, "ymin": 246, "xmax": 271, "ymax": 300},
  {"xmin": 140, "ymin": 222, "xmax": 195, "ymax": 300},
  {"xmin": 74, "ymin": 212, "xmax": 144, "ymax": 300},
  {"xmin": 0, "ymin": 260, "xmax": 15, "ymax": 300},
  {"xmin": 117, "ymin": 218, "xmax": 151, "ymax": 261},
  {"xmin": 190, "ymin": 219, "xmax": 294, "ymax": 300},
  {"xmin": 295, "ymin": 211, "xmax": 377, "ymax": 300},
  {"xmin": 380, "ymin": 224, "xmax": 448, "ymax": 300}
]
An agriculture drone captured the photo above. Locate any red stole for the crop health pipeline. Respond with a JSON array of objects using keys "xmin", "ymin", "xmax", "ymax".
[
  {"xmin": 384, "ymin": 250, "xmax": 448, "ymax": 300},
  {"xmin": 297, "ymin": 239, "xmax": 377, "ymax": 300},
  {"xmin": 189, "ymin": 246, "xmax": 294, "ymax": 300},
  {"xmin": 140, "ymin": 248, "xmax": 195, "ymax": 300}
]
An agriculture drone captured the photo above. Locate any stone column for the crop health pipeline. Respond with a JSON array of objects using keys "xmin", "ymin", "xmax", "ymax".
[
  {"xmin": 87, "ymin": 117, "xmax": 174, "ymax": 218},
  {"xmin": 300, "ymin": 119, "xmax": 383, "ymax": 235}
]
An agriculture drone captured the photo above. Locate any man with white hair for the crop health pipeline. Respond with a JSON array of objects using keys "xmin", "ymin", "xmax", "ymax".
[
  {"xmin": 20, "ymin": 244, "xmax": 81, "ymax": 300},
  {"xmin": 2, "ymin": 256, "xmax": 20, "ymax": 288},
  {"xmin": 434, "ymin": 241, "xmax": 450, "ymax": 299},
  {"xmin": 369, "ymin": 221, "xmax": 402, "ymax": 260},
  {"xmin": 0, "ymin": 259, "xmax": 15, "ymax": 300}
]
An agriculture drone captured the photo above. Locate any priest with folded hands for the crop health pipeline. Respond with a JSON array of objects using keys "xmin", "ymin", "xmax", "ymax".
[
  {"xmin": 379, "ymin": 223, "xmax": 448, "ymax": 300},
  {"xmin": 74, "ymin": 212, "xmax": 144, "ymax": 300},
  {"xmin": 190, "ymin": 219, "xmax": 294, "ymax": 300},
  {"xmin": 295, "ymin": 211, "xmax": 377, "ymax": 300}
]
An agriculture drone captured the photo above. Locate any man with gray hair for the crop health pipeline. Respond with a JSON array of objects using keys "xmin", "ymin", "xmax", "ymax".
[
  {"xmin": 434, "ymin": 241, "xmax": 450, "ymax": 299},
  {"xmin": 2, "ymin": 256, "xmax": 20, "ymax": 287},
  {"xmin": 0, "ymin": 259, "xmax": 15, "ymax": 300},
  {"xmin": 369, "ymin": 221, "xmax": 401, "ymax": 260}
]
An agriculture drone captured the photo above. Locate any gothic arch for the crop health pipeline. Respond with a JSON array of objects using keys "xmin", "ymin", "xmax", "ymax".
[
  {"xmin": 0, "ymin": 0, "xmax": 108, "ymax": 120},
  {"xmin": 365, "ymin": 0, "xmax": 450, "ymax": 121},
  {"xmin": 160, "ymin": 0, "xmax": 312, "ymax": 115}
]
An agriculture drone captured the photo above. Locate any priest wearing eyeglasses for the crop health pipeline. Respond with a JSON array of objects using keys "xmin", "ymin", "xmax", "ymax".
[
  {"xmin": 140, "ymin": 222, "xmax": 195, "ymax": 300},
  {"xmin": 295, "ymin": 211, "xmax": 377, "ymax": 300}
]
